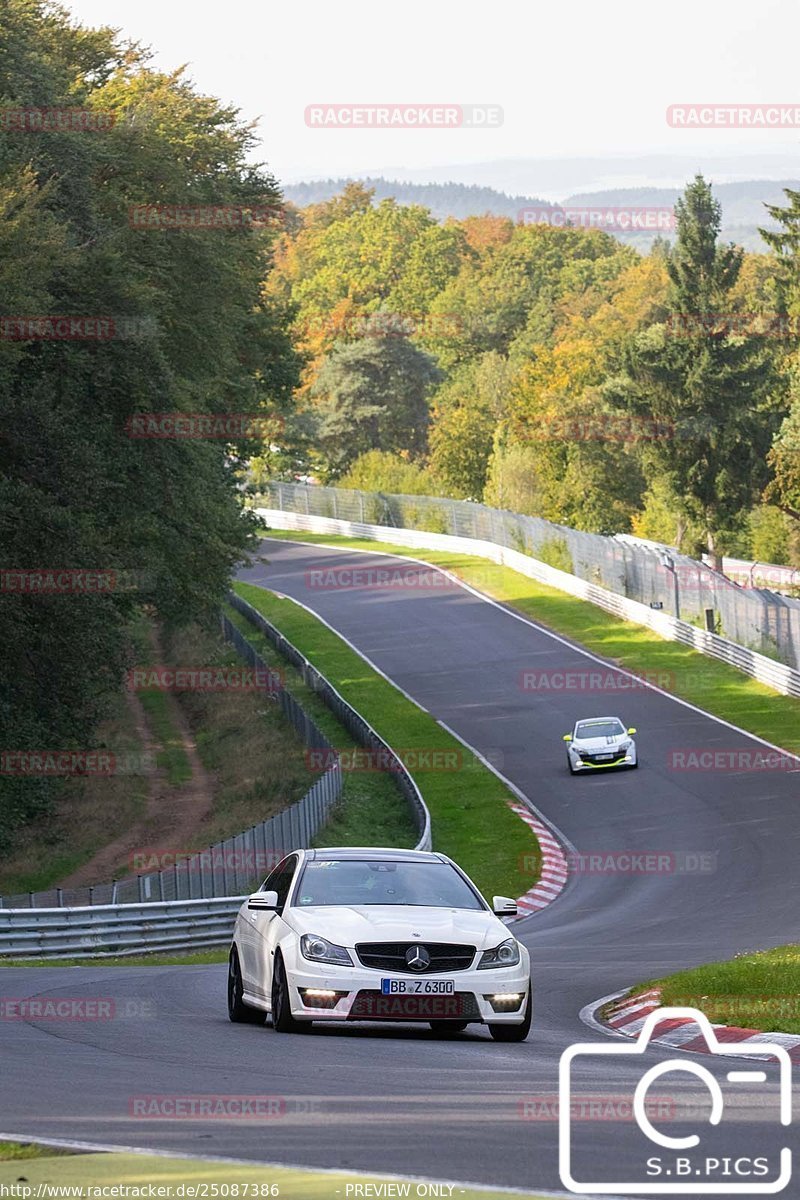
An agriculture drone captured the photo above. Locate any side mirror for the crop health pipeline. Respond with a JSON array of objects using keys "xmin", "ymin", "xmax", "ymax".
[
  {"xmin": 247, "ymin": 889, "xmax": 278, "ymax": 911},
  {"xmin": 627, "ymin": 727, "xmax": 637, "ymax": 735},
  {"xmin": 562, "ymin": 733, "xmax": 572, "ymax": 742},
  {"xmin": 492, "ymin": 895, "xmax": 518, "ymax": 917}
]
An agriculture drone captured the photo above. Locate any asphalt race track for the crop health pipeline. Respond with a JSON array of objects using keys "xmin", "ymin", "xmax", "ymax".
[{"xmin": 1, "ymin": 537, "xmax": 798, "ymax": 1197}]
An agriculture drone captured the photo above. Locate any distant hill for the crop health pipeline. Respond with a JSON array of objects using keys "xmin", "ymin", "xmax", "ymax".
[
  {"xmin": 282, "ymin": 176, "xmax": 800, "ymax": 251},
  {"xmin": 562, "ymin": 180, "xmax": 800, "ymax": 250},
  {"xmin": 282, "ymin": 177, "xmax": 549, "ymax": 222}
]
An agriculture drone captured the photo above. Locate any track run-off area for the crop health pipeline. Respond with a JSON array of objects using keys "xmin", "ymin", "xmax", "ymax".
[{"xmin": 1, "ymin": 536, "xmax": 798, "ymax": 1197}]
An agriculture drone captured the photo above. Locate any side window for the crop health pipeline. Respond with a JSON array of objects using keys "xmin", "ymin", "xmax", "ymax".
[{"xmin": 272, "ymin": 855, "xmax": 298, "ymax": 909}]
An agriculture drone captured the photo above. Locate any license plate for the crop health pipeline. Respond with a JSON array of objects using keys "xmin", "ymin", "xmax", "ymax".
[
  {"xmin": 381, "ymin": 978, "xmax": 455, "ymax": 995},
  {"xmin": 596, "ymin": 754, "xmax": 614, "ymax": 761}
]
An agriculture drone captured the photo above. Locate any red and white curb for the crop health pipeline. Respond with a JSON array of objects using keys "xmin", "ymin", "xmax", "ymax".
[
  {"xmin": 509, "ymin": 803, "xmax": 569, "ymax": 915},
  {"xmin": 601, "ymin": 988, "xmax": 800, "ymax": 1063}
]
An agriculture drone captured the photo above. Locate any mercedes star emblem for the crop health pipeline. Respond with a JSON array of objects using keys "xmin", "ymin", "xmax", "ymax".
[{"xmin": 405, "ymin": 945, "xmax": 430, "ymax": 972}]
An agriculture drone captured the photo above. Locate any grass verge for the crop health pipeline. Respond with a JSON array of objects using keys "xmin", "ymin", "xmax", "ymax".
[
  {"xmin": 259, "ymin": 531, "xmax": 800, "ymax": 754},
  {"xmin": 0, "ymin": 1149, "xmax": 553, "ymax": 1199},
  {"xmin": 0, "ymin": 948, "xmax": 228, "ymax": 968},
  {"xmin": 0, "ymin": 1142, "xmax": 73, "ymax": 1161},
  {"xmin": 234, "ymin": 582, "xmax": 539, "ymax": 901},
  {"xmin": 623, "ymin": 944, "xmax": 800, "ymax": 1036}
]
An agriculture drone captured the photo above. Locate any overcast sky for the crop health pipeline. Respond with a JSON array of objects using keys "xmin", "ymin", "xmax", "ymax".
[{"xmin": 63, "ymin": 0, "xmax": 800, "ymax": 190}]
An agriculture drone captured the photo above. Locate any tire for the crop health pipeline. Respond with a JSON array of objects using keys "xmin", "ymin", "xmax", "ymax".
[
  {"xmin": 567, "ymin": 756, "xmax": 577, "ymax": 775},
  {"xmin": 429, "ymin": 1020, "xmax": 469, "ymax": 1035},
  {"xmin": 270, "ymin": 951, "xmax": 306, "ymax": 1033},
  {"xmin": 228, "ymin": 947, "xmax": 266, "ymax": 1025},
  {"xmin": 488, "ymin": 986, "xmax": 532, "ymax": 1043}
]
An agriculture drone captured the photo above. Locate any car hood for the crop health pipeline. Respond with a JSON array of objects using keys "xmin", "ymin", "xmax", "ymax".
[
  {"xmin": 285, "ymin": 904, "xmax": 509, "ymax": 950},
  {"xmin": 574, "ymin": 734, "xmax": 629, "ymax": 750}
]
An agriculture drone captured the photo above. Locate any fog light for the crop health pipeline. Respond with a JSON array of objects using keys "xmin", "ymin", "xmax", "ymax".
[
  {"xmin": 300, "ymin": 988, "xmax": 347, "ymax": 1009},
  {"xmin": 485, "ymin": 992, "xmax": 524, "ymax": 1013}
]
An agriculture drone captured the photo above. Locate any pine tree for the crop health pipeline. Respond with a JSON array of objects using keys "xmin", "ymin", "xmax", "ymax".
[{"xmin": 605, "ymin": 176, "xmax": 779, "ymax": 563}]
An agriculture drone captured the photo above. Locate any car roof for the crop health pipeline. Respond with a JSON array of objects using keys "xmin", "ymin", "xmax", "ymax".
[
  {"xmin": 575, "ymin": 716, "xmax": 623, "ymax": 725},
  {"xmin": 305, "ymin": 847, "xmax": 449, "ymax": 864}
]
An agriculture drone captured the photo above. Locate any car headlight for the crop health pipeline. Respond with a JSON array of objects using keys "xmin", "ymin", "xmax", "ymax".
[
  {"xmin": 300, "ymin": 934, "xmax": 353, "ymax": 966},
  {"xmin": 620, "ymin": 740, "xmax": 631, "ymax": 751},
  {"xmin": 477, "ymin": 938, "xmax": 521, "ymax": 969}
]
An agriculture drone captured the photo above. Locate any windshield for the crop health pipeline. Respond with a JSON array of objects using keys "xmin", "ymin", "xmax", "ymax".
[
  {"xmin": 293, "ymin": 859, "xmax": 485, "ymax": 909},
  {"xmin": 575, "ymin": 719, "xmax": 625, "ymax": 739}
]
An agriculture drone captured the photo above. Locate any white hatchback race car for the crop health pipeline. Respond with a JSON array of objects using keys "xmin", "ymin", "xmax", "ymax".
[
  {"xmin": 228, "ymin": 847, "xmax": 532, "ymax": 1041},
  {"xmin": 563, "ymin": 715, "xmax": 638, "ymax": 773}
]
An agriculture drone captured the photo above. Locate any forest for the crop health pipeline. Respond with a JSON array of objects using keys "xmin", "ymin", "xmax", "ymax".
[{"xmin": 4, "ymin": 0, "xmax": 800, "ymax": 852}]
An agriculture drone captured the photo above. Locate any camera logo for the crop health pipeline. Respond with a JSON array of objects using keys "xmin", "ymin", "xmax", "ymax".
[{"xmin": 559, "ymin": 1007, "xmax": 792, "ymax": 1194}]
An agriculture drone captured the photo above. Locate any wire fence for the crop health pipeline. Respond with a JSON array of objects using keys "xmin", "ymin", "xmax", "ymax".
[{"xmin": 261, "ymin": 481, "xmax": 800, "ymax": 669}]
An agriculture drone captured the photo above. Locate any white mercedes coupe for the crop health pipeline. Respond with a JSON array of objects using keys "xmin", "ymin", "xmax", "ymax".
[{"xmin": 228, "ymin": 847, "xmax": 532, "ymax": 1041}]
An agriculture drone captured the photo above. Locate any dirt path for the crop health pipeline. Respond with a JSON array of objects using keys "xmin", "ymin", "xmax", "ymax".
[{"xmin": 58, "ymin": 629, "xmax": 216, "ymax": 888}]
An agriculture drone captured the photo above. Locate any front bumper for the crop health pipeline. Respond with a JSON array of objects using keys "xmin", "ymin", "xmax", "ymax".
[
  {"xmin": 568, "ymin": 747, "xmax": 636, "ymax": 771},
  {"xmin": 283, "ymin": 962, "xmax": 531, "ymax": 1024}
]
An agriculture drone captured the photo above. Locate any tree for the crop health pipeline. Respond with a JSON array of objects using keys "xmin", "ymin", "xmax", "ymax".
[
  {"xmin": 605, "ymin": 176, "xmax": 779, "ymax": 562},
  {"xmin": 427, "ymin": 354, "xmax": 512, "ymax": 498},
  {"xmin": 311, "ymin": 337, "xmax": 442, "ymax": 479},
  {"xmin": 340, "ymin": 451, "xmax": 433, "ymax": 495},
  {"xmin": 0, "ymin": 0, "xmax": 299, "ymax": 849}
]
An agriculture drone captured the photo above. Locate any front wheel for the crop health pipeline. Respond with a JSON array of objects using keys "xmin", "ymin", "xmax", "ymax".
[
  {"xmin": 270, "ymin": 952, "xmax": 306, "ymax": 1033},
  {"xmin": 228, "ymin": 948, "xmax": 266, "ymax": 1025},
  {"xmin": 488, "ymin": 987, "xmax": 532, "ymax": 1043}
]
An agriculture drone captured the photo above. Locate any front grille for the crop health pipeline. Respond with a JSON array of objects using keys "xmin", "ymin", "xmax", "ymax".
[
  {"xmin": 355, "ymin": 941, "xmax": 476, "ymax": 973},
  {"xmin": 579, "ymin": 751, "xmax": 625, "ymax": 765},
  {"xmin": 348, "ymin": 990, "xmax": 480, "ymax": 1020}
]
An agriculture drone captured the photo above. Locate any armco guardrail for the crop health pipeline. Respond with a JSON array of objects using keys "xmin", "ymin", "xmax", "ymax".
[
  {"xmin": 256, "ymin": 504, "xmax": 800, "ymax": 702},
  {"xmin": 228, "ymin": 591, "xmax": 431, "ymax": 852},
  {"xmin": 0, "ymin": 897, "xmax": 245, "ymax": 960}
]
